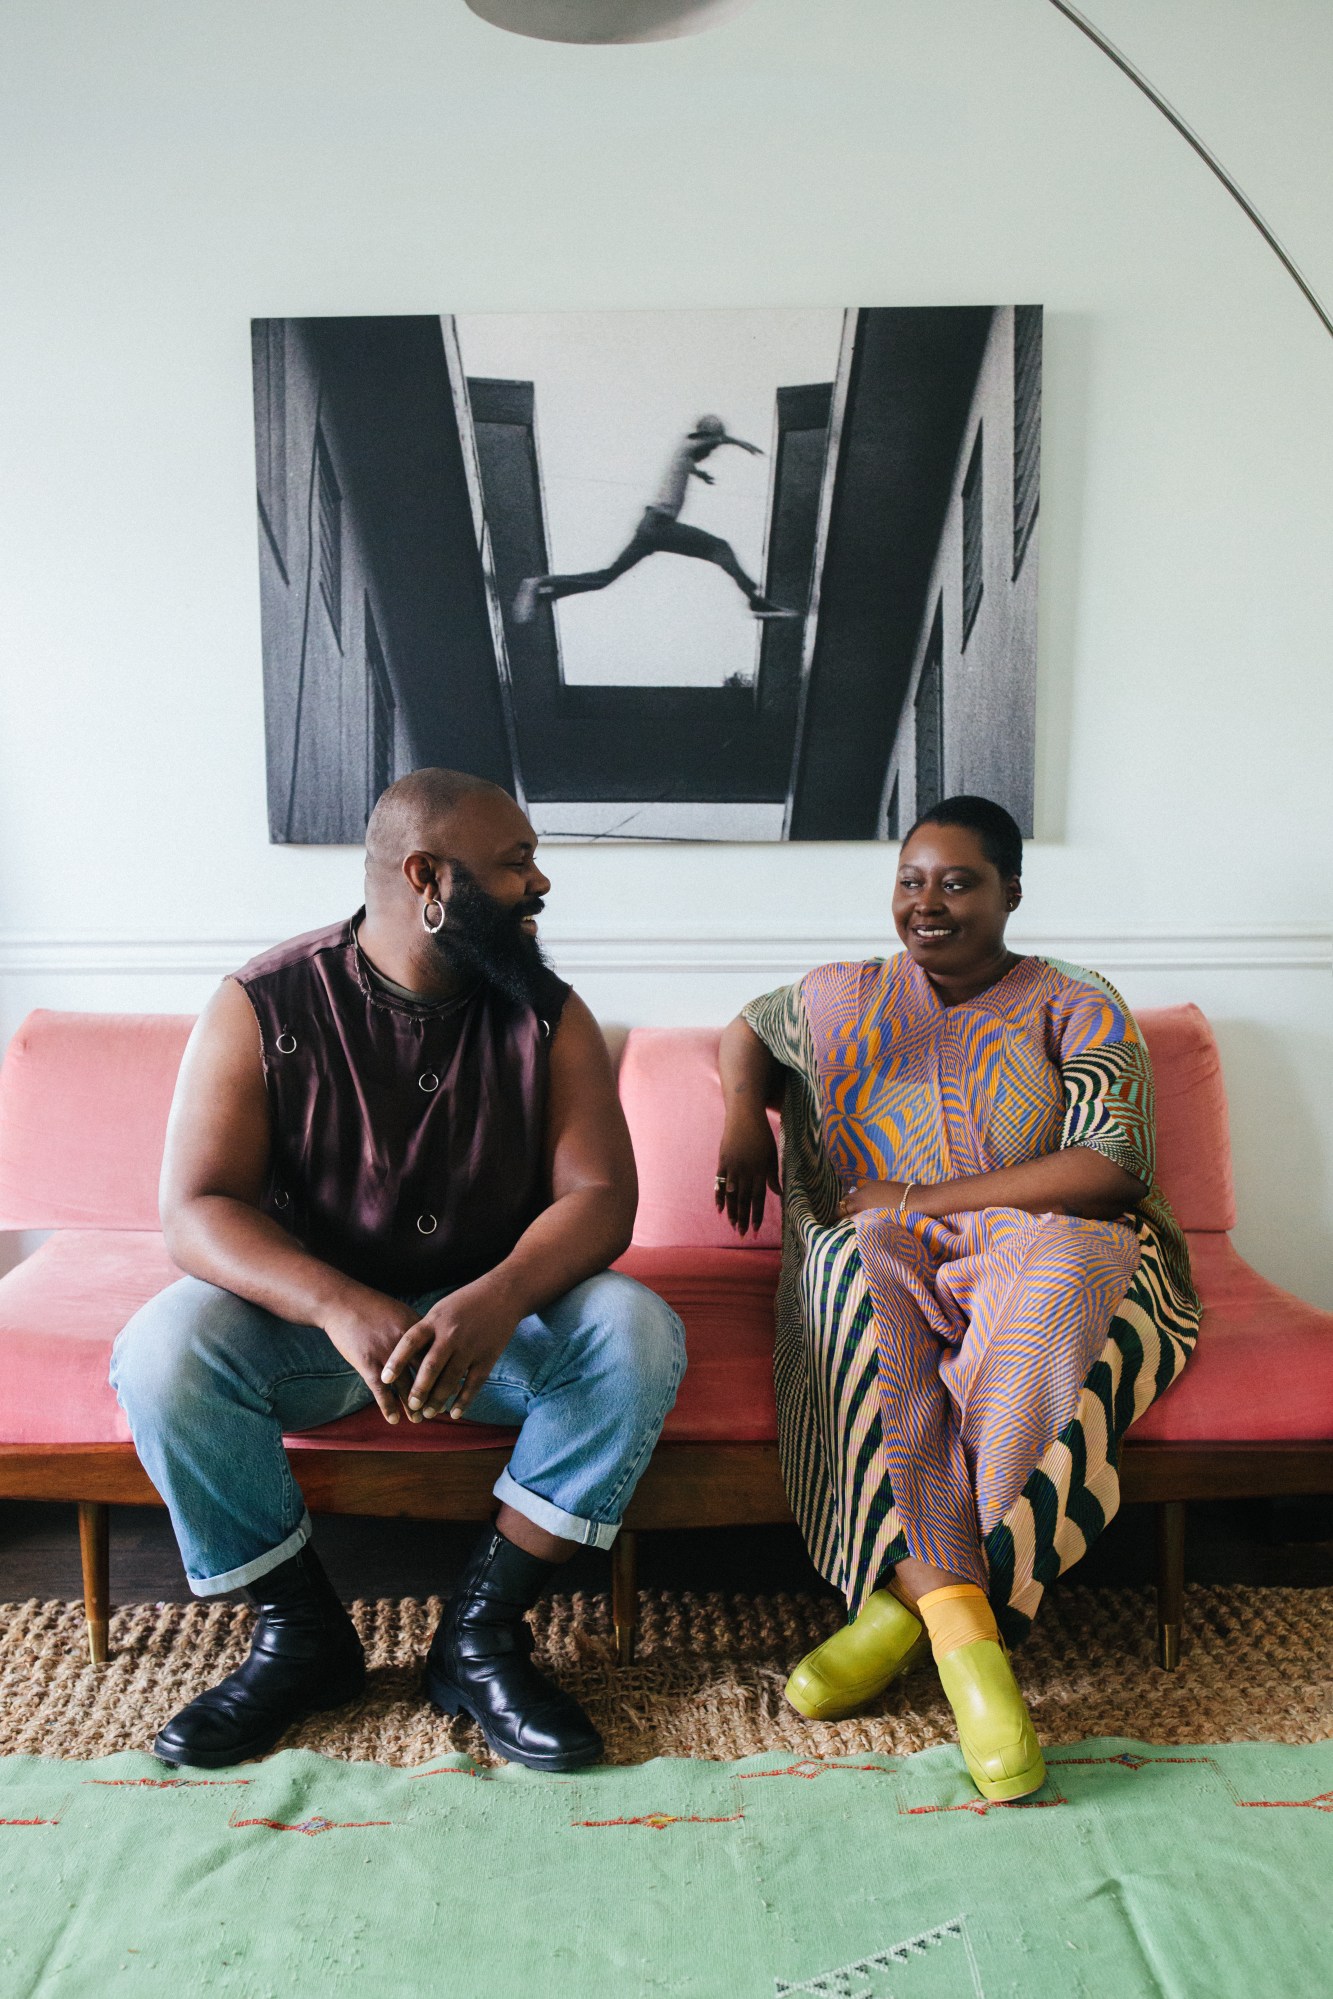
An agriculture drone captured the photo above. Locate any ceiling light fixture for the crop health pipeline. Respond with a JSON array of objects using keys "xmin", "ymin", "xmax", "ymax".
[{"xmin": 464, "ymin": 0, "xmax": 759, "ymax": 43}]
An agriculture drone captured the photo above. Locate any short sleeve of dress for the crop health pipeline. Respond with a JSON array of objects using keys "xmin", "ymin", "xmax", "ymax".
[
  {"xmin": 741, "ymin": 981, "xmax": 820, "ymax": 1090},
  {"xmin": 1049, "ymin": 962, "xmax": 1156, "ymax": 1188}
]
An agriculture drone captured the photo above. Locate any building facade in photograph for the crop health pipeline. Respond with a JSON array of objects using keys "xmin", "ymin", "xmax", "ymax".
[
  {"xmin": 251, "ymin": 316, "xmax": 520, "ymax": 845},
  {"xmin": 877, "ymin": 307, "xmax": 1040, "ymax": 837}
]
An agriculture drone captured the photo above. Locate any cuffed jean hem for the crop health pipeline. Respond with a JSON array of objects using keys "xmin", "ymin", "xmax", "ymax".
[
  {"xmin": 189, "ymin": 1512, "xmax": 313, "ymax": 1598},
  {"xmin": 492, "ymin": 1468, "xmax": 620, "ymax": 1551}
]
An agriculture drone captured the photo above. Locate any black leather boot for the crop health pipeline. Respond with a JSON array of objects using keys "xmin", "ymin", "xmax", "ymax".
[
  {"xmin": 424, "ymin": 1529, "xmax": 603, "ymax": 1772},
  {"xmin": 154, "ymin": 1543, "xmax": 365, "ymax": 1769}
]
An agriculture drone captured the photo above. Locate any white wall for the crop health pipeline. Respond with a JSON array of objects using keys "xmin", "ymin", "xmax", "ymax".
[{"xmin": 1, "ymin": 0, "xmax": 1330, "ymax": 1303}]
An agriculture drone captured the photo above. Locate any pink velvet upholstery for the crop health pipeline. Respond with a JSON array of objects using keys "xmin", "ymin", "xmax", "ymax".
[
  {"xmin": 0, "ymin": 1011, "xmax": 194, "ymax": 1231},
  {"xmin": 0, "ymin": 1004, "xmax": 1328, "ymax": 1468},
  {"xmin": 0, "ymin": 1230, "xmax": 517, "ymax": 1454},
  {"xmin": 618, "ymin": 1246, "xmax": 781, "ymax": 1441},
  {"xmin": 0, "ymin": 1002, "xmax": 1234, "ymax": 1239},
  {"xmin": 1136, "ymin": 1006, "xmax": 1236, "ymax": 1233},
  {"xmin": 0, "ymin": 1235, "xmax": 781, "ymax": 1452},
  {"xmin": 1136, "ymin": 1233, "xmax": 1333, "ymax": 1442},
  {"xmin": 0, "ymin": 1232, "xmax": 170, "ymax": 1443},
  {"xmin": 620, "ymin": 1026, "xmax": 782, "ymax": 1250},
  {"xmin": 299, "ymin": 1249, "xmax": 783, "ymax": 1449}
]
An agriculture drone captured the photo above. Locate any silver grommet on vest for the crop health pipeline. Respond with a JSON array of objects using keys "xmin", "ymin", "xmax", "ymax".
[
  {"xmin": 273, "ymin": 1189, "xmax": 290, "ymax": 1210},
  {"xmin": 417, "ymin": 1213, "xmax": 437, "ymax": 1234},
  {"xmin": 418, "ymin": 1071, "xmax": 439, "ymax": 1094},
  {"xmin": 275, "ymin": 1032, "xmax": 297, "ymax": 1055}
]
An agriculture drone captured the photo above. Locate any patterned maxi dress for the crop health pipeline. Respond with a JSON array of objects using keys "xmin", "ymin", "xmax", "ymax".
[{"xmin": 743, "ymin": 954, "xmax": 1200, "ymax": 1643}]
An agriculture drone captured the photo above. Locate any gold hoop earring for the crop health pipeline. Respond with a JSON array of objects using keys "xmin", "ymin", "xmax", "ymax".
[{"xmin": 422, "ymin": 898, "xmax": 445, "ymax": 935}]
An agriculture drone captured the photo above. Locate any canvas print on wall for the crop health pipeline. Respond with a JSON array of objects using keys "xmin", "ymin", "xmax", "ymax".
[{"xmin": 251, "ymin": 306, "xmax": 1040, "ymax": 844}]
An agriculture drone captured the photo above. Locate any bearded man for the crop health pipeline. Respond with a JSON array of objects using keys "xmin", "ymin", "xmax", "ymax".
[{"xmin": 111, "ymin": 768, "xmax": 685, "ymax": 1773}]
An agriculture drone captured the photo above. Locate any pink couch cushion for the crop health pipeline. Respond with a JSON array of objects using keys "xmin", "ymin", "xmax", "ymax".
[
  {"xmin": 619, "ymin": 1027, "xmax": 782, "ymax": 1250},
  {"xmin": 0, "ymin": 1233, "xmax": 782, "ymax": 1452},
  {"xmin": 618, "ymin": 1246, "xmax": 780, "ymax": 1441},
  {"xmin": 0, "ymin": 1231, "xmax": 175, "ymax": 1443},
  {"xmin": 1134, "ymin": 1232, "xmax": 1333, "ymax": 1443},
  {"xmin": 4, "ymin": 1228, "xmax": 1329, "ymax": 1454},
  {"xmin": 0, "ymin": 1231, "xmax": 515, "ymax": 1454},
  {"xmin": 0, "ymin": 1002, "xmax": 1233, "ymax": 1241},
  {"xmin": 256, "ymin": 1238, "xmax": 1333, "ymax": 1453},
  {"xmin": 1136, "ymin": 1006, "xmax": 1236, "ymax": 1233},
  {"xmin": 282, "ymin": 1250, "xmax": 784, "ymax": 1449},
  {"xmin": 0, "ymin": 1011, "xmax": 194, "ymax": 1231}
]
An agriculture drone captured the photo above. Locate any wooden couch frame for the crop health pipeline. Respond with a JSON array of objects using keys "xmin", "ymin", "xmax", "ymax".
[{"xmin": 5, "ymin": 1435, "xmax": 1331, "ymax": 1673}]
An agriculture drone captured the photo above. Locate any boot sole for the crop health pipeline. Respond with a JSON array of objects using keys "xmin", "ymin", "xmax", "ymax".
[
  {"xmin": 153, "ymin": 1670, "xmax": 367, "ymax": 1771},
  {"xmin": 958, "ymin": 1742, "xmax": 1048, "ymax": 1803},
  {"xmin": 424, "ymin": 1670, "xmax": 602, "ymax": 1774}
]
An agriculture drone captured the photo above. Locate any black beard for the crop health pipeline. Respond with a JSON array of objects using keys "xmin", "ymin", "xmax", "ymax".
[{"xmin": 426, "ymin": 865, "xmax": 552, "ymax": 1011}]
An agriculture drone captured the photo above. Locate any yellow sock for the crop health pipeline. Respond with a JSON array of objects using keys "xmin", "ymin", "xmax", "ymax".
[{"xmin": 916, "ymin": 1584, "xmax": 999, "ymax": 1664}]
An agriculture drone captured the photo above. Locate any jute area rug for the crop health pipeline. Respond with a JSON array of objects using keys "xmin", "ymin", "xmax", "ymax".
[{"xmin": 1, "ymin": 1584, "xmax": 1329, "ymax": 1765}]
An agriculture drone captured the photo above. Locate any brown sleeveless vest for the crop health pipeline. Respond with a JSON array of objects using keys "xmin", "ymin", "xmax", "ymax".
[{"xmin": 233, "ymin": 913, "xmax": 570, "ymax": 1297}]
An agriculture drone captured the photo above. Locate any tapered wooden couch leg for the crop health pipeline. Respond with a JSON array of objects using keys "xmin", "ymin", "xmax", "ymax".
[
  {"xmin": 1156, "ymin": 1500, "xmax": 1186, "ymax": 1670},
  {"xmin": 78, "ymin": 1501, "xmax": 111, "ymax": 1667},
  {"xmin": 612, "ymin": 1529, "xmax": 638, "ymax": 1667}
]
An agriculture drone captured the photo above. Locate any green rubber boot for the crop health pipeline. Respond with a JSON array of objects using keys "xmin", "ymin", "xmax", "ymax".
[
  {"xmin": 935, "ymin": 1639, "xmax": 1046, "ymax": 1802},
  {"xmin": 785, "ymin": 1590, "xmax": 930, "ymax": 1722}
]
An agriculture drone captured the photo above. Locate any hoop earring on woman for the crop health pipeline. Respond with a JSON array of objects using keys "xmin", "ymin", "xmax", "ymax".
[{"xmin": 422, "ymin": 898, "xmax": 445, "ymax": 935}]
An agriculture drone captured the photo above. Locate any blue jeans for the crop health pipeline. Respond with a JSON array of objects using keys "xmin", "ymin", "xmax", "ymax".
[{"xmin": 110, "ymin": 1271, "xmax": 686, "ymax": 1596}]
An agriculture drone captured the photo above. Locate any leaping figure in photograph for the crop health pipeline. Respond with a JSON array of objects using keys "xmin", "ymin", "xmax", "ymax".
[{"xmin": 513, "ymin": 415, "xmax": 800, "ymax": 624}]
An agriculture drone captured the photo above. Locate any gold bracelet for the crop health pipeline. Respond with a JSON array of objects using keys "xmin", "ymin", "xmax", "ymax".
[{"xmin": 896, "ymin": 1182, "xmax": 918, "ymax": 1216}]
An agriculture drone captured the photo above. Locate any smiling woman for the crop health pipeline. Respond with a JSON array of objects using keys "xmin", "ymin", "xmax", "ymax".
[{"xmin": 714, "ymin": 794, "xmax": 1200, "ymax": 1804}]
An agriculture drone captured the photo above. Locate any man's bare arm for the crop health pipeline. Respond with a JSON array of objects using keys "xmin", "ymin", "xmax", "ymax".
[
  {"xmin": 160, "ymin": 980, "xmax": 417, "ymax": 1421},
  {"xmin": 382, "ymin": 993, "xmax": 639, "ymax": 1418}
]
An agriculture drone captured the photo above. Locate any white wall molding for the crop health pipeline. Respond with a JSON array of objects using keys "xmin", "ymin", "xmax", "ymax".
[{"xmin": 0, "ymin": 929, "xmax": 1328, "ymax": 980}]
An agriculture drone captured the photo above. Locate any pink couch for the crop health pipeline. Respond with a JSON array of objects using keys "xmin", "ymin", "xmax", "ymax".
[{"xmin": 1, "ymin": 1005, "xmax": 1330, "ymax": 1670}]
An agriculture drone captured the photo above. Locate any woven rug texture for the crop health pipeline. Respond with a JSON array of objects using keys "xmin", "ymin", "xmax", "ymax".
[{"xmin": 2, "ymin": 1584, "xmax": 1329, "ymax": 1764}]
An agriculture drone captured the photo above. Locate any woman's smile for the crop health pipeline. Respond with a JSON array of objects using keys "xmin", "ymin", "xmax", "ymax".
[{"xmin": 892, "ymin": 820, "xmax": 1021, "ymax": 1000}]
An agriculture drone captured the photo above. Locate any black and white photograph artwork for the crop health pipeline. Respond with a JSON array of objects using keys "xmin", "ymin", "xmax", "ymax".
[{"xmin": 251, "ymin": 305, "xmax": 1040, "ymax": 844}]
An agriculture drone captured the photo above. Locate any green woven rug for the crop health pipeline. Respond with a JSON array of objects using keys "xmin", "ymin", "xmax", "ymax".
[{"xmin": 3, "ymin": 1738, "xmax": 1330, "ymax": 1996}]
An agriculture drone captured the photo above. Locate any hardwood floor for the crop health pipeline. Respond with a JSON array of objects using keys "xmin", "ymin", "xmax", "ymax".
[{"xmin": 1, "ymin": 1495, "xmax": 1330, "ymax": 1606}]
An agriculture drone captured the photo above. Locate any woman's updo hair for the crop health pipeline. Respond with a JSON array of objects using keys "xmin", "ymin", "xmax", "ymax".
[{"xmin": 903, "ymin": 795, "xmax": 1023, "ymax": 880}]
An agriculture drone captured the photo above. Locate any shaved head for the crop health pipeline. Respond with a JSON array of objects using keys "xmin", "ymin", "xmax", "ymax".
[
  {"xmin": 356, "ymin": 768, "xmax": 551, "ymax": 1007},
  {"xmin": 365, "ymin": 768, "xmax": 510, "ymax": 874}
]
